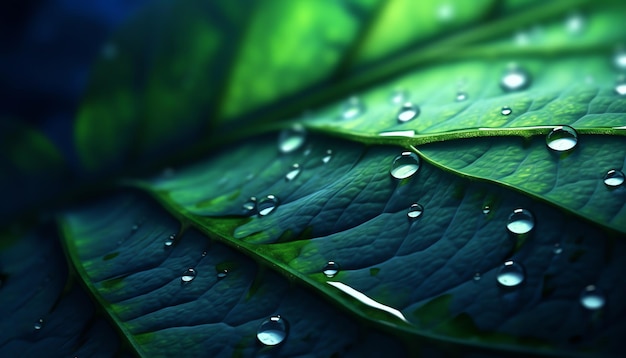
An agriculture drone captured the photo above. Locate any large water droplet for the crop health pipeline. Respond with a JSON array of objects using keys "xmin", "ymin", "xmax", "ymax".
[
  {"xmin": 546, "ymin": 125, "xmax": 578, "ymax": 152},
  {"xmin": 242, "ymin": 197, "xmax": 257, "ymax": 214},
  {"xmin": 257, "ymin": 315, "xmax": 288, "ymax": 346},
  {"xmin": 342, "ymin": 96, "xmax": 364, "ymax": 120},
  {"xmin": 496, "ymin": 260, "xmax": 525, "ymax": 287},
  {"xmin": 323, "ymin": 261, "xmax": 340, "ymax": 278},
  {"xmin": 285, "ymin": 164, "xmax": 301, "ymax": 181},
  {"xmin": 604, "ymin": 169, "xmax": 625, "ymax": 187},
  {"xmin": 278, "ymin": 124, "xmax": 306, "ymax": 154},
  {"xmin": 257, "ymin": 195, "xmax": 279, "ymax": 216},
  {"xmin": 455, "ymin": 91, "xmax": 468, "ymax": 102},
  {"xmin": 407, "ymin": 203, "xmax": 424, "ymax": 220},
  {"xmin": 34, "ymin": 318, "xmax": 44, "ymax": 330},
  {"xmin": 322, "ymin": 150, "xmax": 333, "ymax": 164},
  {"xmin": 580, "ymin": 285, "xmax": 606, "ymax": 310},
  {"xmin": 181, "ymin": 268, "xmax": 197, "ymax": 283},
  {"xmin": 390, "ymin": 89, "xmax": 408, "ymax": 104},
  {"xmin": 506, "ymin": 208, "xmax": 535, "ymax": 235},
  {"xmin": 501, "ymin": 106, "xmax": 512, "ymax": 116},
  {"xmin": 500, "ymin": 65, "xmax": 531, "ymax": 92},
  {"xmin": 390, "ymin": 152, "xmax": 420, "ymax": 180},
  {"xmin": 397, "ymin": 102, "xmax": 420, "ymax": 123}
]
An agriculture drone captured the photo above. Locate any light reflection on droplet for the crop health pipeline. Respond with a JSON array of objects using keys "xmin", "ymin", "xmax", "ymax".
[
  {"xmin": 278, "ymin": 124, "xmax": 306, "ymax": 154},
  {"xmin": 580, "ymin": 285, "xmax": 606, "ymax": 310},
  {"xmin": 341, "ymin": 96, "xmax": 364, "ymax": 120},
  {"xmin": 501, "ymin": 106, "xmax": 512, "ymax": 116},
  {"xmin": 285, "ymin": 164, "xmax": 301, "ymax": 181},
  {"xmin": 397, "ymin": 102, "xmax": 420, "ymax": 123}
]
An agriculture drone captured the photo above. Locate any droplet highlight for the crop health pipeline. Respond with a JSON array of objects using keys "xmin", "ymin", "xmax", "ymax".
[
  {"xmin": 397, "ymin": 102, "xmax": 420, "ymax": 123},
  {"xmin": 496, "ymin": 260, "xmax": 525, "ymax": 287},
  {"xmin": 242, "ymin": 197, "xmax": 257, "ymax": 214},
  {"xmin": 390, "ymin": 89, "xmax": 408, "ymax": 104},
  {"xmin": 506, "ymin": 208, "xmax": 535, "ymax": 235},
  {"xmin": 552, "ymin": 243, "xmax": 563, "ymax": 255},
  {"xmin": 34, "ymin": 318, "xmax": 44, "ymax": 330},
  {"xmin": 342, "ymin": 96, "xmax": 364, "ymax": 120},
  {"xmin": 257, "ymin": 315, "xmax": 288, "ymax": 346},
  {"xmin": 501, "ymin": 106, "xmax": 512, "ymax": 116},
  {"xmin": 614, "ymin": 49, "xmax": 626, "ymax": 70},
  {"xmin": 579, "ymin": 285, "xmax": 606, "ymax": 310},
  {"xmin": 500, "ymin": 65, "xmax": 531, "ymax": 92},
  {"xmin": 603, "ymin": 169, "xmax": 625, "ymax": 187},
  {"xmin": 455, "ymin": 91, "xmax": 468, "ymax": 102},
  {"xmin": 217, "ymin": 269, "xmax": 228, "ymax": 279},
  {"xmin": 482, "ymin": 205, "xmax": 491, "ymax": 215},
  {"xmin": 278, "ymin": 124, "xmax": 306, "ymax": 154},
  {"xmin": 390, "ymin": 152, "xmax": 421, "ymax": 180},
  {"xmin": 285, "ymin": 164, "xmax": 301, "ymax": 181},
  {"xmin": 615, "ymin": 78, "xmax": 626, "ymax": 96},
  {"xmin": 257, "ymin": 195, "xmax": 279, "ymax": 216},
  {"xmin": 323, "ymin": 261, "xmax": 340, "ymax": 278},
  {"xmin": 164, "ymin": 234, "xmax": 176, "ymax": 248},
  {"xmin": 473, "ymin": 272, "xmax": 481, "ymax": 282},
  {"xmin": 181, "ymin": 268, "xmax": 197, "ymax": 283},
  {"xmin": 546, "ymin": 125, "xmax": 578, "ymax": 152},
  {"xmin": 407, "ymin": 203, "xmax": 424, "ymax": 220},
  {"xmin": 322, "ymin": 150, "xmax": 333, "ymax": 164}
]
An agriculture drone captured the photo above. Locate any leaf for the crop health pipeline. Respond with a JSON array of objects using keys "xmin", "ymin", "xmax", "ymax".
[{"xmin": 0, "ymin": 224, "xmax": 128, "ymax": 357}]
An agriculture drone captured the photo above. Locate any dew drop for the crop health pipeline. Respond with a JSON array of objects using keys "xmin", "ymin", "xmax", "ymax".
[
  {"xmin": 285, "ymin": 164, "xmax": 301, "ymax": 181},
  {"xmin": 546, "ymin": 125, "xmax": 578, "ymax": 152},
  {"xmin": 342, "ymin": 96, "xmax": 364, "ymax": 120},
  {"xmin": 552, "ymin": 243, "xmax": 563, "ymax": 255},
  {"xmin": 501, "ymin": 106, "xmax": 512, "ymax": 116},
  {"xmin": 397, "ymin": 102, "xmax": 420, "ymax": 123},
  {"xmin": 34, "ymin": 318, "xmax": 44, "ymax": 330},
  {"xmin": 506, "ymin": 208, "xmax": 535, "ymax": 235},
  {"xmin": 242, "ymin": 197, "xmax": 257, "ymax": 214},
  {"xmin": 323, "ymin": 261, "xmax": 340, "ymax": 278},
  {"xmin": 496, "ymin": 260, "xmax": 525, "ymax": 287},
  {"xmin": 216, "ymin": 269, "xmax": 228, "ymax": 279},
  {"xmin": 181, "ymin": 268, "xmax": 197, "ymax": 283},
  {"xmin": 603, "ymin": 169, "xmax": 625, "ymax": 187},
  {"xmin": 473, "ymin": 272, "xmax": 481, "ymax": 282},
  {"xmin": 322, "ymin": 150, "xmax": 333, "ymax": 164},
  {"xmin": 131, "ymin": 224, "xmax": 139, "ymax": 232},
  {"xmin": 201, "ymin": 250, "xmax": 207, "ymax": 257},
  {"xmin": 579, "ymin": 285, "xmax": 606, "ymax": 310},
  {"xmin": 390, "ymin": 89, "xmax": 408, "ymax": 104},
  {"xmin": 278, "ymin": 124, "xmax": 306, "ymax": 154},
  {"xmin": 482, "ymin": 205, "xmax": 491, "ymax": 215},
  {"xmin": 390, "ymin": 152, "xmax": 420, "ymax": 180},
  {"xmin": 615, "ymin": 78, "xmax": 626, "ymax": 96},
  {"xmin": 615, "ymin": 49, "xmax": 626, "ymax": 70},
  {"xmin": 455, "ymin": 91, "xmax": 468, "ymax": 102},
  {"xmin": 164, "ymin": 234, "xmax": 176, "ymax": 248},
  {"xmin": 500, "ymin": 65, "xmax": 531, "ymax": 92},
  {"xmin": 257, "ymin": 315, "xmax": 288, "ymax": 346},
  {"xmin": 407, "ymin": 203, "xmax": 424, "ymax": 220},
  {"xmin": 257, "ymin": 195, "xmax": 279, "ymax": 216}
]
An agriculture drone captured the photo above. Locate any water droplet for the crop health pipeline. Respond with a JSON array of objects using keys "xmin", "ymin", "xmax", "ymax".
[
  {"xmin": 257, "ymin": 195, "xmax": 279, "ymax": 216},
  {"xmin": 397, "ymin": 102, "xmax": 420, "ymax": 123},
  {"xmin": 500, "ymin": 65, "xmax": 531, "ymax": 92},
  {"xmin": 164, "ymin": 234, "xmax": 176, "ymax": 248},
  {"xmin": 566, "ymin": 13, "xmax": 584, "ymax": 34},
  {"xmin": 407, "ymin": 203, "xmax": 424, "ymax": 220},
  {"xmin": 614, "ymin": 49, "xmax": 626, "ymax": 70},
  {"xmin": 580, "ymin": 285, "xmax": 606, "ymax": 310},
  {"xmin": 546, "ymin": 125, "xmax": 578, "ymax": 152},
  {"xmin": 455, "ymin": 91, "xmax": 468, "ymax": 102},
  {"xmin": 278, "ymin": 124, "xmax": 306, "ymax": 154},
  {"xmin": 323, "ymin": 261, "xmax": 340, "ymax": 278},
  {"xmin": 217, "ymin": 269, "xmax": 228, "ymax": 279},
  {"xmin": 390, "ymin": 152, "xmax": 421, "ymax": 180},
  {"xmin": 482, "ymin": 205, "xmax": 491, "ymax": 215},
  {"xmin": 506, "ymin": 208, "xmax": 535, "ymax": 235},
  {"xmin": 181, "ymin": 268, "xmax": 197, "ymax": 283},
  {"xmin": 552, "ymin": 243, "xmax": 563, "ymax": 255},
  {"xmin": 303, "ymin": 146, "xmax": 312, "ymax": 156},
  {"xmin": 34, "ymin": 318, "xmax": 44, "ymax": 330},
  {"xmin": 390, "ymin": 89, "xmax": 408, "ymax": 104},
  {"xmin": 242, "ymin": 197, "xmax": 257, "ymax": 214},
  {"xmin": 501, "ymin": 106, "xmax": 512, "ymax": 116},
  {"xmin": 473, "ymin": 272, "xmax": 481, "ymax": 281},
  {"xmin": 603, "ymin": 169, "xmax": 625, "ymax": 187},
  {"xmin": 285, "ymin": 164, "xmax": 301, "ymax": 181},
  {"xmin": 496, "ymin": 260, "xmax": 525, "ymax": 287},
  {"xmin": 131, "ymin": 224, "xmax": 139, "ymax": 232},
  {"xmin": 341, "ymin": 96, "xmax": 364, "ymax": 120},
  {"xmin": 201, "ymin": 250, "xmax": 207, "ymax": 257},
  {"xmin": 322, "ymin": 150, "xmax": 333, "ymax": 164},
  {"xmin": 257, "ymin": 315, "xmax": 288, "ymax": 346},
  {"xmin": 615, "ymin": 78, "xmax": 626, "ymax": 96},
  {"xmin": 378, "ymin": 130, "xmax": 416, "ymax": 137}
]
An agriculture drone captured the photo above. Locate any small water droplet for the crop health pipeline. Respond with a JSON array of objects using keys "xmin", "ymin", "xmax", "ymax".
[
  {"xmin": 614, "ymin": 49, "xmax": 626, "ymax": 70},
  {"xmin": 278, "ymin": 124, "xmax": 307, "ymax": 154},
  {"xmin": 580, "ymin": 285, "xmax": 606, "ymax": 310},
  {"xmin": 257, "ymin": 195, "xmax": 279, "ymax": 216},
  {"xmin": 552, "ymin": 243, "xmax": 563, "ymax": 255},
  {"xmin": 164, "ymin": 234, "xmax": 176, "ymax": 248},
  {"xmin": 506, "ymin": 208, "xmax": 535, "ymax": 235},
  {"xmin": 603, "ymin": 169, "xmax": 625, "ymax": 187},
  {"xmin": 242, "ymin": 197, "xmax": 257, "ymax": 214},
  {"xmin": 500, "ymin": 65, "xmax": 531, "ymax": 92},
  {"xmin": 482, "ymin": 205, "xmax": 491, "ymax": 215},
  {"xmin": 473, "ymin": 272, "xmax": 481, "ymax": 281},
  {"xmin": 181, "ymin": 268, "xmax": 197, "ymax": 283},
  {"xmin": 341, "ymin": 96, "xmax": 364, "ymax": 120},
  {"xmin": 397, "ymin": 102, "xmax": 420, "ymax": 123},
  {"xmin": 496, "ymin": 260, "xmax": 525, "ymax": 287},
  {"xmin": 390, "ymin": 89, "xmax": 408, "ymax": 104},
  {"xmin": 323, "ymin": 261, "xmax": 340, "ymax": 278},
  {"xmin": 546, "ymin": 125, "xmax": 578, "ymax": 152},
  {"xmin": 566, "ymin": 13, "xmax": 584, "ymax": 34},
  {"xmin": 131, "ymin": 224, "xmax": 139, "ymax": 232},
  {"xmin": 390, "ymin": 152, "xmax": 421, "ymax": 180},
  {"xmin": 303, "ymin": 146, "xmax": 312, "ymax": 156},
  {"xmin": 322, "ymin": 150, "xmax": 333, "ymax": 164},
  {"xmin": 285, "ymin": 164, "xmax": 301, "ymax": 181},
  {"xmin": 201, "ymin": 250, "xmax": 207, "ymax": 257},
  {"xmin": 217, "ymin": 269, "xmax": 228, "ymax": 279},
  {"xmin": 501, "ymin": 106, "xmax": 512, "ymax": 116},
  {"xmin": 34, "ymin": 318, "xmax": 44, "ymax": 330},
  {"xmin": 407, "ymin": 203, "xmax": 424, "ymax": 220},
  {"xmin": 455, "ymin": 91, "xmax": 468, "ymax": 102},
  {"xmin": 257, "ymin": 315, "xmax": 288, "ymax": 346},
  {"xmin": 615, "ymin": 78, "xmax": 626, "ymax": 95}
]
